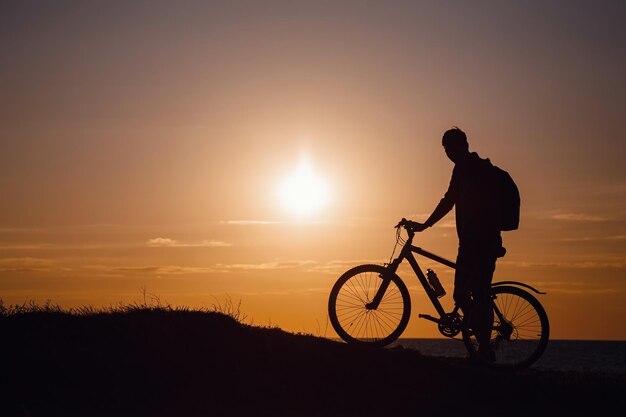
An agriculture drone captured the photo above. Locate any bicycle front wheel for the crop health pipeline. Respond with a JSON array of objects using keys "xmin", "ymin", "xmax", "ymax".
[
  {"xmin": 328, "ymin": 264, "xmax": 411, "ymax": 347},
  {"xmin": 462, "ymin": 285, "xmax": 549, "ymax": 371}
]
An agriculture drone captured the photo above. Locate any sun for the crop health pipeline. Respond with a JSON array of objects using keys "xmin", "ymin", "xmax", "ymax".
[{"xmin": 277, "ymin": 157, "xmax": 330, "ymax": 218}]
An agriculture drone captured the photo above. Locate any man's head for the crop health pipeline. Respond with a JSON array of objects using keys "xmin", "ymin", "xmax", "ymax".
[{"xmin": 442, "ymin": 127, "xmax": 469, "ymax": 164}]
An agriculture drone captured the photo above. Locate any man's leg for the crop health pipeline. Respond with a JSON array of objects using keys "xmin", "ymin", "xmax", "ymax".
[
  {"xmin": 453, "ymin": 249, "xmax": 472, "ymax": 315},
  {"xmin": 453, "ymin": 247, "xmax": 475, "ymax": 316},
  {"xmin": 471, "ymin": 258, "xmax": 496, "ymax": 350},
  {"xmin": 454, "ymin": 246, "xmax": 497, "ymax": 355}
]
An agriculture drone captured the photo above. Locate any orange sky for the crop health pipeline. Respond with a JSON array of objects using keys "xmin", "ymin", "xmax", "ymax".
[{"xmin": 1, "ymin": 1, "xmax": 625, "ymax": 340}]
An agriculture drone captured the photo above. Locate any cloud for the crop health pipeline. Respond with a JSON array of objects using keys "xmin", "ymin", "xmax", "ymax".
[
  {"xmin": 235, "ymin": 287, "xmax": 331, "ymax": 297},
  {"xmin": 145, "ymin": 237, "xmax": 231, "ymax": 248},
  {"xmin": 113, "ymin": 265, "xmax": 215, "ymax": 275},
  {"xmin": 91, "ymin": 260, "xmax": 320, "ymax": 275},
  {"xmin": 561, "ymin": 235, "xmax": 626, "ymax": 242},
  {"xmin": 501, "ymin": 260, "xmax": 625, "ymax": 269},
  {"xmin": 0, "ymin": 267, "xmax": 50, "ymax": 273},
  {"xmin": 434, "ymin": 220, "xmax": 456, "ymax": 228},
  {"xmin": 549, "ymin": 213, "xmax": 609, "ymax": 222},
  {"xmin": 0, "ymin": 243, "xmax": 55, "ymax": 250},
  {"xmin": 0, "ymin": 227, "xmax": 42, "ymax": 233},
  {"xmin": 145, "ymin": 238, "xmax": 177, "ymax": 246},
  {"xmin": 0, "ymin": 242, "xmax": 142, "ymax": 251},
  {"xmin": 214, "ymin": 260, "xmax": 317, "ymax": 272},
  {"xmin": 0, "ymin": 257, "xmax": 54, "ymax": 266},
  {"xmin": 222, "ymin": 220, "xmax": 283, "ymax": 225},
  {"xmin": 215, "ymin": 258, "xmax": 404, "ymax": 275},
  {"xmin": 549, "ymin": 288, "xmax": 622, "ymax": 295},
  {"xmin": 221, "ymin": 220, "xmax": 328, "ymax": 226},
  {"xmin": 526, "ymin": 280, "xmax": 624, "ymax": 295},
  {"xmin": 309, "ymin": 259, "xmax": 387, "ymax": 274},
  {"xmin": 0, "ymin": 257, "xmax": 54, "ymax": 272}
]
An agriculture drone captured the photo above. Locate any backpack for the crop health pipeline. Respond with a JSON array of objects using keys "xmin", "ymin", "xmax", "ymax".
[{"xmin": 492, "ymin": 165, "xmax": 520, "ymax": 231}]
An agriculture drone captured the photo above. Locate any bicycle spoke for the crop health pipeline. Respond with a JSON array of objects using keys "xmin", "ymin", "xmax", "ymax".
[
  {"xmin": 464, "ymin": 286, "xmax": 548, "ymax": 371},
  {"xmin": 351, "ymin": 309, "xmax": 368, "ymax": 336},
  {"xmin": 371, "ymin": 312, "xmax": 392, "ymax": 337},
  {"xmin": 346, "ymin": 280, "xmax": 366, "ymax": 303},
  {"xmin": 329, "ymin": 265, "xmax": 411, "ymax": 347},
  {"xmin": 339, "ymin": 308, "xmax": 367, "ymax": 326},
  {"xmin": 374, "ymin": 310, "xmax": 401, "ymax": 331},
  {"xmin": 338, "ymin": 290, "xmax": 366, "ymax": 305}
]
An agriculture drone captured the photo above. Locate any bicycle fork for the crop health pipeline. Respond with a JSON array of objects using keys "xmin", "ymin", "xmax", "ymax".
[
  {"xmin": 362, "ymin": 250, "xmax": 400, "ymax": 310},
  {"xmin": 365, "ymin": 272, "xmax": 392, "ymax": 310}
]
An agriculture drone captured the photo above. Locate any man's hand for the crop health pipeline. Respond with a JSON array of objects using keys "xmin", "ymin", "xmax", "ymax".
[
  {"xmin": 407, "ymin": 220, "xmax": 428, "ymax": 232},
  {"xmin": 398, "ymin": 219, "xmax": 428, "ymax": 232}
]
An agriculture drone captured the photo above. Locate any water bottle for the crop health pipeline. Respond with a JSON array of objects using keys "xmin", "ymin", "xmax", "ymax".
[{"xmin": 426, "ymin": 268, "xmax": 446, "ymax": 298}]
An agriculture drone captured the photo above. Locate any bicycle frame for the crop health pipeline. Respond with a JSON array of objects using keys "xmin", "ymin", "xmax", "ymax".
[
  {"xmin": 367, "ymin": 228, "xmax": 545, "ymax": 324},
  {"xmin": 329, "ymin": 223, "xmax": 550, "ymax": 370},
  {"xmin": 368, "ymin": 229, "xmax": 454, "ymax": 319}
]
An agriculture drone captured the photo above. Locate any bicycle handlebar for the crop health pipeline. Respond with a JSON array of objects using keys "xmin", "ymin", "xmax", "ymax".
[
  {"xmin": 395, "ymin": 218, "xmax": 425, "ymax": 233},
  {"xmin": 395, "ymin": 218, "xmax": 416, "ymax": 244},
  {"xmin": 394, "ymin": 218, "xmax": 407, "ymax": 229}
]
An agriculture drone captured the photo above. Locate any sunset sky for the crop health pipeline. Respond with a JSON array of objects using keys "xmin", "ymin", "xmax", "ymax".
[{"xmin": 1, "ymin": 1, "xmax": 625, "ymax": 340}]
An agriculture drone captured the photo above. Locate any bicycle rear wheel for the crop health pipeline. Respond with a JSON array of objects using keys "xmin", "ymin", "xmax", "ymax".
[
  {"xmin": 462, "ymin": 285, "xmax": 549, "ymax": 371},
  {"xmin": 328, "ymin": 264, "xmax": 411, "ymax": 347}
]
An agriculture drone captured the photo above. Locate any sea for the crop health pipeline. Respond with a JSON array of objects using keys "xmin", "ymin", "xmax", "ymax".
[{"xmin": 388, "ymin": 338, "xmax": 626, "ymax": 374}]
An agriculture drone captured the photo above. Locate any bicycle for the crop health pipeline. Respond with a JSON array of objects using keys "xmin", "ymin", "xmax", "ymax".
[{"xmin": 328, "ymin": 218, "xmax": 550, "ymax": 371}]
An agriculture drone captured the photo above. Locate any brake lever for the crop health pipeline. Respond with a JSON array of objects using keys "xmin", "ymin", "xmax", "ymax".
[{"xmin": 394, "ymin": 218, "xmax": 407, "ymax": 229}]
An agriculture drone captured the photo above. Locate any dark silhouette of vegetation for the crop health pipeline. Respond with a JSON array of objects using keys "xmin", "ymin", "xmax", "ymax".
[{"xmin": 0, "ymin": 299, "xmax": 623, "ymax": 417}]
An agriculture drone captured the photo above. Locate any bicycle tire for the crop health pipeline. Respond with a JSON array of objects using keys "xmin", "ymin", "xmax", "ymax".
[
  {"xmin": 462, "ymin": 285, "xmax": 549, "ymax": 371},
  {"xmin": 328, "ymin": 264, "xmax": 411, "ymax": 347}
]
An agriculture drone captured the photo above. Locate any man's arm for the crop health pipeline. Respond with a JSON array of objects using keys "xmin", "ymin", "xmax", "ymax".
[
  {"xmin": 423, "ymin": 194, "xmax": 455, "ymax": 228},
  {"xmin": 409, "ymin": 169, "xmax": 457, "ymax": 232}
]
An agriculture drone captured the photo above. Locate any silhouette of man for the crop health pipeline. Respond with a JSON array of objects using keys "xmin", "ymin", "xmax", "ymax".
[{"xmin": 408, "ymin": 127, "xmax": 505, "ymax": 361}]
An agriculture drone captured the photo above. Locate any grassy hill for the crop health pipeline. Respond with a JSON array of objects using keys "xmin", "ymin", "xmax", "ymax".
[{"xmin": 1, "ymin": 302, "xmax": 623, "ymax": 417}]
